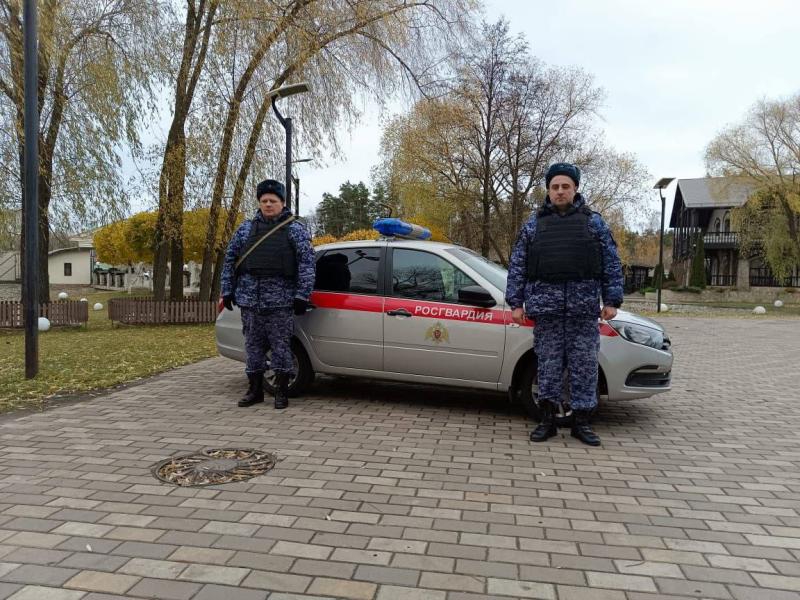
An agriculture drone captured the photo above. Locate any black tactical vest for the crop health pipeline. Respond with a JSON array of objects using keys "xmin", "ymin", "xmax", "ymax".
[
  {"xmin": 527, "ymin": 207, "xmax": 602, "ymax": 282},
  {"xmin": 240, "ymin": 218, "xmax": 297, "ymax": 279}
]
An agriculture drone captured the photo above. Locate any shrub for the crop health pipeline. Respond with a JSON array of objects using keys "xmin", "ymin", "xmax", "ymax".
[
  {"xmin": 689, "ymin": 233, "xmax": 707, "ymax": 289},
  {"xmin": 311, "ymin": 234, "xmax": 337, "ymax": 247},
  {"xmin": 652, "ymin": 263, "xmax": 664, "ymax": 290},
  {"xmin": 338, "ymin": 228, "xmax": 380, "ymax": 242}
]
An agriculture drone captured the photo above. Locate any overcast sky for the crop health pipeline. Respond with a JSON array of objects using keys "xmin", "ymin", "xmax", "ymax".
[{"xmin": 292, "ymin": 0, "xmax": 800, "ymax": 224}]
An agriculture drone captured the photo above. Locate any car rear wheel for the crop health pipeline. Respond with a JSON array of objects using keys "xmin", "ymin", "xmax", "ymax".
[{"xmin": 263, "ymin": 340, "xmax": 314, "ymax": 397}]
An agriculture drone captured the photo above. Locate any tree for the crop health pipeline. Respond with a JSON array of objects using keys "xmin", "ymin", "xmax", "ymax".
[
  {"xmin": 705, "ymin": 92, "xmax": 800, "ymax": 280},
  {"xmin": 94, "ymin": 221, "xmax": 135, "ymax": 266},
  {"xmin": 151, "ymin": 0, "xmax": 219, "ymax": 301},
  {"xmin": 651, "ymin": 263, "xmax": 664, "ymax": 291},
  {"xmin": 195, "ymin": 0, "xmax": 478, "ymax": 300},
  {"xmin": 94, "ymin": 208, "xmax": 240, "ymax": 270},
  {"xmin": 316, "ymin": 192, "xmax": 347, "ymax": 237},
  {"xmin": 315, "ymin": 181, "xmax": 379, "ymax": 236},
  {"xmin": 378, "ymin": 20, "xmax": 648, "ymax": 265},
  {"xmin": 689, "ymin": 233, "xmax": 707, "ymax": 289},
  {"xmin": 0, "ymin": 0, "xmax": 158, "ymax": 303}
]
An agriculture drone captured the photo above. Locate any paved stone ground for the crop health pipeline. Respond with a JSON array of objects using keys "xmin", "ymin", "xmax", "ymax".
[{"xmin": 0, "ymin": 317, "xmax": 799, "ymax": 600}]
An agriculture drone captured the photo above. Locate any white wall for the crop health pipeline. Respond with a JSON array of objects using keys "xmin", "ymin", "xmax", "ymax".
[
  {"xmin": 49, "ymin": 248, "xmax": 92, "ymax": 285},
  {"xmin": 0, "ymin": 251, "xmax": 19, "ymax": 281}
]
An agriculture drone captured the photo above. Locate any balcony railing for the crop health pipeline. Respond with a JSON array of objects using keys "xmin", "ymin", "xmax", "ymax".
[{"xmin": 703, "ymin": 231, "xmax": 739, "ymax": 248}]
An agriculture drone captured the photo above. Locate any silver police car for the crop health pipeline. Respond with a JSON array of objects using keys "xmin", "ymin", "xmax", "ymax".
[{"xmin": 216, "ymin": 238, "xmax": 673, "ymax": 420}]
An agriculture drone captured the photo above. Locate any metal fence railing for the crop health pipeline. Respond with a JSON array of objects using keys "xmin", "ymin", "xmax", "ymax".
[{"xmin": 749, "ymin": 268, "xmax": 800, "ymax": 287}]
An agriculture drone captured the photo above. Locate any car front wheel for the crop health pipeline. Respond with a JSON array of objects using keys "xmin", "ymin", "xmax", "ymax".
[
  {"xmin": 263, "ymin": 340, "xmax": 314, "ymax": 397},
  {"xmin": 518, "ymin": 361, "xmax": 588, "ymax": 428}
]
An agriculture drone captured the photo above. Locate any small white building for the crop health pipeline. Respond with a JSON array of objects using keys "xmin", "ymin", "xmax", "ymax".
[{"xmin": 48, "ymin": 246, "xmax": 94, "ymax": 285}]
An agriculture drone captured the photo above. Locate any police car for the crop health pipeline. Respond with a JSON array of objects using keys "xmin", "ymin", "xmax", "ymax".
[{"xmin": 216, "ymin": 219, "xmax": 673, "ymax": 421}]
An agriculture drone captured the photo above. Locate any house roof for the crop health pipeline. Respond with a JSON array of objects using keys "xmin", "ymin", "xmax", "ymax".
[
  {"xmin": 669, "ymin": 177, "xmax": 756, "ymax": 227},
  {"xmin": 48, "ymin": 246, "xmax": 92, "ymax": 257}
]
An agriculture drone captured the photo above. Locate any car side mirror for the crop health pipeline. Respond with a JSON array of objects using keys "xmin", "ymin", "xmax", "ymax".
[{"xmin": 458, "ymin": 285, "xmax": 496, "ymax": 308}]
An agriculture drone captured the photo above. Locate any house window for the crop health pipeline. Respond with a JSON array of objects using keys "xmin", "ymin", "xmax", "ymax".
[
  {"xmin": 64, "ymin": 262, "xmax": 72, "ymax": 277},
  {"xmin": 714, "ymin": 218, "xmax": 720, "ymax": 233},
  {"xmin": 723, "ymin": 211, "xmax": 731, "ymax": 233}
]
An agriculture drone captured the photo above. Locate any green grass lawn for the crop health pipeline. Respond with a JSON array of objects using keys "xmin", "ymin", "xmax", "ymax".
[{"xmin": 0, "ymin": 290, "xmax": 217, "ymax": 413}]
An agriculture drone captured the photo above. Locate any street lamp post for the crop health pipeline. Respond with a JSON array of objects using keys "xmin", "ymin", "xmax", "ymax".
[
  {"xmin": 270, "ymin": 82, "xmax": 310, "ymax": 215},
  {"xmin": 291, "ymin": 158, "xmax": 312, "ymax": 216},
  {"xmin": 653, "ymin": 177, "xmax": 675, "ymax": 313},
  {"xmin": 23, "ymin": 0, "xmax": 39, "ymax": 379}
]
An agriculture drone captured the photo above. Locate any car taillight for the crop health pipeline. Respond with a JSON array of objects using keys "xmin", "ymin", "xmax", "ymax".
[{"xmin": 217, "ymin": 297, "xmax": 224, "ymax": 314}]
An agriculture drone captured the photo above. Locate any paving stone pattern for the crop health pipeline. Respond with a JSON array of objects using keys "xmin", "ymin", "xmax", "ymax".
[{"xmin": 0, "ymin": 317, "xmax": 798, "ymax": 599}]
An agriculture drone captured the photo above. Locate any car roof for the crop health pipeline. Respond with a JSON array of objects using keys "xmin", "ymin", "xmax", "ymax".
[{"xmin": 314, "ymin": 238, "xmax": 465, "ymax": 252}]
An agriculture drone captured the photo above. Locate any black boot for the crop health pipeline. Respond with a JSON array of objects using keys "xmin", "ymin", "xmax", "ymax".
[
  {"xmin": 274, "ymin": 373, "xmax": 289, "ymax": 410},
  {"xmin": 530, "ymin": 400, "xmax": 557, "ymax": 442},
  {"xmin": 238, "ymin": 372, "xmax": 264, "ymax": 407},
  {"xmin": 571, "ymin": 409, "xmax": 600, "ymax": 446}
]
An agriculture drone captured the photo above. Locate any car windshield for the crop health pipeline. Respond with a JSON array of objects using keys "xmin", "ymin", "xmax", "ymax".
[{"xmin": 445, "ymin": 247, "xmax": 508, "ymax": 291}]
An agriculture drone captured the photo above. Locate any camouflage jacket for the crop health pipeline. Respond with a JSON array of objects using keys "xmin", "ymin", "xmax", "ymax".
[
  {"xmin": 220, "ymin": 208, "xmax": 315, "ymax": 309},
  {"xmin": 505, "ymin": 194, "xmax": 624, "ymax": 318}
]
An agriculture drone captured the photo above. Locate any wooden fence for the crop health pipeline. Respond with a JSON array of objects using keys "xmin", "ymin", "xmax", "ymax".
[
  {"xmin": 108, "ymin": 297, "xmax": 218, "ymax": 325},
  {"xmin": 0, "ymin": 300, "xmax": 89, "ymax": 328}
]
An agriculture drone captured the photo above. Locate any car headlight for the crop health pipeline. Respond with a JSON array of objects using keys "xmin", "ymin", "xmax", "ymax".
[{"xmin": 608, "ymin": 320, "xmax": 665, "ymax": 349}]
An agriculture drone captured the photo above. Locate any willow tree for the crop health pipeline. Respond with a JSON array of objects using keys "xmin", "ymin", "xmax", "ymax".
[
  {"xmin": 705, "ymin": 93, "xmax": 800, "ymax": 280},
  {"xmin": 192, "ymin": 0, "xmax": 477, "ymax": 300},
  {"xmin": 0, "ymin": 0, "xmax": 158, "ymax": 303},
  {"xmin": 151, "ymin": 0, "xmax": 219, "ymax": 300}
]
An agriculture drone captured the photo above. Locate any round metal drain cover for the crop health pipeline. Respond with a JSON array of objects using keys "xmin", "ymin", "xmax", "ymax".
[{"xmin": 152, "ymin": 448, "xmax": 276, "ymax": 487}]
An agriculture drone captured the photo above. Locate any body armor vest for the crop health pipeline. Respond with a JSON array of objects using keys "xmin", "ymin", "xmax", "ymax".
[
  {"xmin": 240, "ymin": 218, "xmax": 297, "ymax": 279},
  {"xmin": 527, "ymin": 207, "xmax": 602, "ymax": 282}
]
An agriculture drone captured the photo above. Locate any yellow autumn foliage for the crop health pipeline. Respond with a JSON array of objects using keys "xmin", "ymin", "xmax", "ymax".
[
  {"xmin": 95, "ymin": 209, "xmax": 242, "ymax": 265},
  {"xmin": 337, "ymin": 229, "xmax": 381, "ymax": 242},
  {"xmin": 311, "ymin": 234, "xmax": 338, "ymax": 247}
]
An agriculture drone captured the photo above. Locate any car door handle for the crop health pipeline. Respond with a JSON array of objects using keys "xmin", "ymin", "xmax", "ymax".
[{"xmin": 386, "ymin": 308, "xmax": 412, "ymax": 317}]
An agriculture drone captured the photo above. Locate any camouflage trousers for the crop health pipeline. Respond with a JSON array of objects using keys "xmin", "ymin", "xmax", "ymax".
[
  {"xmin": 533, "ymin": 316, "xmax": 599, "ymax": 411},
  {"xmin": 240, "ymin": 307, "xmax": 295, "ymax": 376}
]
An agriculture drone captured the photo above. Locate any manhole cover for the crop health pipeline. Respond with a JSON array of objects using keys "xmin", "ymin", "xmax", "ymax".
[{"xmin": 152, "ymin": 448, "xmax": 276, "ymax": 487}]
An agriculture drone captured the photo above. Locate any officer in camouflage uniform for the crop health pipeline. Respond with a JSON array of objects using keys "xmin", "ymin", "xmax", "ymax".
[
  {"xmin": 506, "ymin": 163, "xmax": 623, "ymax": 446},
  {"xmin": 220, "ymin": 179, "xmax": 315, "ymax": 409}
]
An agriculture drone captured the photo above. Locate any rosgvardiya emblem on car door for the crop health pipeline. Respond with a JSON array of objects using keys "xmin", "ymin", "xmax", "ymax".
[{"xmin": 425, "ymin": 321, "xmax": 450, "ymax": 344}]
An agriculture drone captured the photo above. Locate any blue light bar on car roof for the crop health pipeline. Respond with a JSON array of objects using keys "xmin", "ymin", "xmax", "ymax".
[{"xmin": 373, "ymin": 218, "xmax": 431, "ymax": 240}]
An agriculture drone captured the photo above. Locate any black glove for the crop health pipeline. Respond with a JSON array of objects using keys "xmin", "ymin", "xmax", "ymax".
[
  {"xmin": 293, "ymin": 298, "xmax": 309, "ymax": 316},
  {"xmin": 222, "ymin": 295, "xmax": 234, "ymax": 311}
]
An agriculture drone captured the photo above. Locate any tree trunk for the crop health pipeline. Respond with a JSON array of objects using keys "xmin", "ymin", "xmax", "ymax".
[
  {"xmin": 210, "ymin": 250, "xmax": 224, "ymax": 300},
  {"xmin": 168, "ymin": 133, "xmax": 186, "ymax": 300},
  {"xmin": 154, "ymin": 0, "xmax": 219, "ymax": 300},
  {"xmin": 481, "ymin": 197, "xmax": 491, "ymax": 257},
  {"xmin": 151, "ymin": 142, "xmax": 172, "ymax": 300},
  {"xmin": 37, "ymin": 172, "xmax": 51, "ymax": 304}
]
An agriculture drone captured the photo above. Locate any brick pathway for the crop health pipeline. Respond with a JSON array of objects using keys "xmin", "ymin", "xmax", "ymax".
[{"xmin": 0, "ymin": 317, "xmax": 799, "ymax": 599}]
